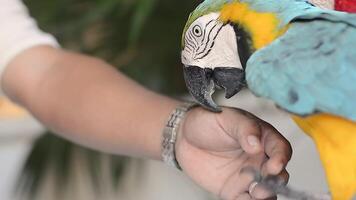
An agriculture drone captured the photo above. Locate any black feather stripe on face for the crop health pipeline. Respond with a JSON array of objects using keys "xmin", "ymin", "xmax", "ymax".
[{"xmin": 231, "ymin": 23, "xmax": 254, "ymax": 69}]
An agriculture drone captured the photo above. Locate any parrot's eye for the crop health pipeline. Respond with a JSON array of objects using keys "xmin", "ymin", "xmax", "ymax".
[{"xmin": 192, "ymin": 25, "xmax": 203, "ymax": 37}]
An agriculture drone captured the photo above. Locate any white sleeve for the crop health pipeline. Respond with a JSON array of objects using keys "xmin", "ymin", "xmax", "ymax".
[{"xmin": 0, "ymin": 0, "xmax": 59, "ymax": 94}]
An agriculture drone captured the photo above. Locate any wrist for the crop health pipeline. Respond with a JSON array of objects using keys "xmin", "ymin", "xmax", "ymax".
[{"xmin": 161, "ymin": 102, "xmax": 199, "ymax": 169}]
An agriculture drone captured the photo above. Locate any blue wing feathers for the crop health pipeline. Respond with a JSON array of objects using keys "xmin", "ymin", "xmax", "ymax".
[{"xmin": 246, "ymin": 11, "xmax": 356, "ymax": 121}]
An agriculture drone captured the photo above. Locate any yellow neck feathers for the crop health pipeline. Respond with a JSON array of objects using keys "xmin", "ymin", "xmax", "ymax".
[{"xmin": 219, "ymin": 2, "xmax": 288, "ymax": 50}]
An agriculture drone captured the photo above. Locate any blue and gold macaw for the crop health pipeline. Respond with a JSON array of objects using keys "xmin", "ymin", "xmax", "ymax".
[{"xmin": 180, "ymin": 0, "xmax": 356, "ymax": 199}]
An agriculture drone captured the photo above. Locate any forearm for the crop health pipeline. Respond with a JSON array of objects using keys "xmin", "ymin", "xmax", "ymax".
[{"xmin": 2, "ymin": 46, "xmax": 180, "ymax": 160}]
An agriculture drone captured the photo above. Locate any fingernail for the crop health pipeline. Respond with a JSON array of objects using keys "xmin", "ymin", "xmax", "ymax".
[
  {"xmin": 249, "ymin": 181, "xmax": 258, "ymax": 194},
  {"xmin": 247, "ymin": 136, "xmax": 260, "ymax": 147}
]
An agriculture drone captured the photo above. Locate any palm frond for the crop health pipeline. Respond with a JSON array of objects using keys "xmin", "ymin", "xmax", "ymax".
[{"xmin": 16, "ymin": 133, "xmax": 129, "ymax": 199}]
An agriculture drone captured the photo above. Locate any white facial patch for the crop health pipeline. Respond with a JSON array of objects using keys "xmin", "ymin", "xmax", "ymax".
[{"xmin": 181, "ymin": 12, "xmax": 243, "ymax": 70}]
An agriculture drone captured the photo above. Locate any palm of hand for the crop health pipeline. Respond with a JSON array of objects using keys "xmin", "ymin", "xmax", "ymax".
[{"xmin": 176, "ymin": 108, "xmax": 292, "ymax": 200}]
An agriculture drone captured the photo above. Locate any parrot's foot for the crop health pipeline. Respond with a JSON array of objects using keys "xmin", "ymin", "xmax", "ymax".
[{"xmin": 242, "ymin": 167, "xmax": 331, "ymax": 200}]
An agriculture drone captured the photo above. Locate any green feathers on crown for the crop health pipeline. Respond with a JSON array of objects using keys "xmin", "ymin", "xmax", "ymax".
[{"xmin": 182, "ymin": 0, "xmax": 234, "ymax": 47}]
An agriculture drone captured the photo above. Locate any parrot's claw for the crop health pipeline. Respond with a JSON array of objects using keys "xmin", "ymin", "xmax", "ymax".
[
  {"xmin": 242, "ymin": 167, "xmax": 331, "ymax": 200},
  {"xmin": 183, "ymin": 65, "xmax": 245, "ymax": 112}
]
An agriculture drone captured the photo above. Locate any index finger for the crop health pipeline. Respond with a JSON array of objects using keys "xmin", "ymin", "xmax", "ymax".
[{"xmin": 260, "ymin": 124, "xmax": 292, "ymax": 176}]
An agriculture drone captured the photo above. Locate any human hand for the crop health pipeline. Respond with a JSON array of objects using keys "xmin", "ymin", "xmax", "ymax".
[{"xmin": 176, "ymin": 107, "xmax": 292, "ymax": 200}]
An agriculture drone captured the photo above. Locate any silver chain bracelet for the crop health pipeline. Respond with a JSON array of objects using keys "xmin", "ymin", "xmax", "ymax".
[{"xmin": 161, "ymin": 102, "xmax": 198, "ymax": 170}]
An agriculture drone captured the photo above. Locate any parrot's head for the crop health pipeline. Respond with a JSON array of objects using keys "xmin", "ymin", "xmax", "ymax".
[
  {"xmin": 181, "ymin": 1, "xmax": 285, "ymax": 111},
  {"xmin": 181, "ymin": 3, "xmax": 254, "ymax": 112}
]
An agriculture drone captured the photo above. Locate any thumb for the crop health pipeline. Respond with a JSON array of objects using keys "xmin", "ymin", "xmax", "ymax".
[
  {"xmin": 236, "ymin": 119, "xmax": 263, "ymax": 154},
  {"xmin": 218, "ymin": 108, "xmax": 263, "ymax": 154},
  {"xmin": 222, "ymin": 109, "xmax": 263, "ymax": 154}
]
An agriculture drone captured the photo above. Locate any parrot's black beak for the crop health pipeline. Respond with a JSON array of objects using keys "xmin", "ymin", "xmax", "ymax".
[{"xmin": 183, "ymin": 65, "xmax": 246, "ymax": 112}]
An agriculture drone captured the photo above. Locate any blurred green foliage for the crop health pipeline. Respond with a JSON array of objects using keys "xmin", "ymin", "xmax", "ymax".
[
  {"xmin": 18, "ymin": 0, "xmax": 199, "ymax": 198},
  {"xmin": 25, "ymin": 0, "xmax": 198, "ymax": 94},
  {"xmin": 18, "ymin": 133, "xmax": 129, "ymax": 199}
]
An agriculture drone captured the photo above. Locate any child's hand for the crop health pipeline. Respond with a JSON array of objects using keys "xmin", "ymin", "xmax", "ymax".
[{"xmin": 177, "ymin": 107, "xmax": 292, "ymax": 200}]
